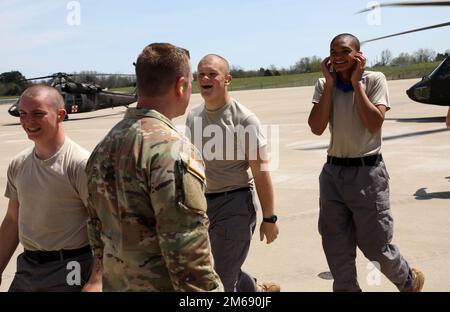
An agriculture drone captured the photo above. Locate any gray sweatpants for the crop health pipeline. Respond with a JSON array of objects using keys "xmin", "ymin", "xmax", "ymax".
[
  {"xmin": 319, "ymin": 161, "xmax": 413, "ymax": 292},
  {"xmin": 207, "ymin": 189, "xmax": 258, "ymax": 292},
  {"xmin": 9, "ymin": 251, "xmax": 93, "ymax": 292}
]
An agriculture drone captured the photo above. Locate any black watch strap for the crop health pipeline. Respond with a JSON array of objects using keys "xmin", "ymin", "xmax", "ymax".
[{"xmin": 263, "ymin": 215, "xmax": 278, "ymax": 223}]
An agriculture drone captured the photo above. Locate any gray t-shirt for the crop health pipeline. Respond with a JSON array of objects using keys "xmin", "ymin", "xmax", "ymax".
[
  {"xmin": 312, "ymin": 71, "xmax": 390, "ymax": 158},
  {"xmin": 4, "ymin": 138, "xmax": 90, "ymax": 251},
  {"xmin": 186, "ymin": 98, "xmax": 267, "ymax": 193}
]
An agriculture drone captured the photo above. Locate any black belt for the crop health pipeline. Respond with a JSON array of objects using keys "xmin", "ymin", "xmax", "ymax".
[
  {"xmin": 205, "ymin": 187, "xmax": 252, "ymax": 199},
  {"xmin": 327, "ymin": 154, "xmax": 382, "ymax": 167},
  {"xmin": 24, "ymin": 245, "xmax": 91, "ymax": 264}
]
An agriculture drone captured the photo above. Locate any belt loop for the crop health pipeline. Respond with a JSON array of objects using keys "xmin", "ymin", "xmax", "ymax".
[
  {"xmin": 330, "ymin": 156, "xmax": 334, "ymax": 165},
  {"xmin": 361, "ymin": 157, "xmax": 365, "ymax": 166},
  {"xmin": 59, "ymin": 250, "xmax": 64, "ymax": 261}
]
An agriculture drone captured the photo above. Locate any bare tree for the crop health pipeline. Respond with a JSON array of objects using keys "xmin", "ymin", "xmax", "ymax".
[
  {"xmin": 380, "ymin": 49, "xmax": 392, "ymax": 66},
  {"xmin": 413, "ymin": 49, "xmax": 436, "ymax": 63}
]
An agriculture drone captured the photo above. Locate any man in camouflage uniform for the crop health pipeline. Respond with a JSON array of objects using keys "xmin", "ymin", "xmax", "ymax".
[{"xmin": 85, "ymin": 43, "xmax": 223, "ymax": 292}]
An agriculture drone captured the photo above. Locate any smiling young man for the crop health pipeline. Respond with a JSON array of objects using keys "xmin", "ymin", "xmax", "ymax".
[
  {"xmin": 308, "ymin": 33, "xmax": 424, "ymax": 292},
  {"xmin": 185, "ymin": 54, "xmax": 280, "ymax": 292},
  {"xmin": 0, "ymin": 85, "xmax": 101, "ymax": 292}
]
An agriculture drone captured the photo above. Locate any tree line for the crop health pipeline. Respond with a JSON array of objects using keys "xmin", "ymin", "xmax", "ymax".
[
  {"xmin": 1, "ymin": 48, "xmax": 449, "ymax": 96},
  {"xmin": 229, "ymin": 48, "xmax": 450, "ymax": 78}
]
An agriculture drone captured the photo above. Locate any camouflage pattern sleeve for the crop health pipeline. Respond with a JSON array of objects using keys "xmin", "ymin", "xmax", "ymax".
[
  {"xmin": 149, "ymin": 140, "xmax": 223, "ymax": 292},
  {"xmin": 85, "ymin": 163, "xmax": 105, "ymax": 259}
]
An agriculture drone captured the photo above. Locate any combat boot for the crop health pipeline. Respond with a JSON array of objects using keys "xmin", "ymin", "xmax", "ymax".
[
  {"xmin": 404, "ymin": 268, "xmax": 425, "ymax": 292},
  {"xmin": 257, "ymin": 282, "xmax": 281, "ymax": 292}
]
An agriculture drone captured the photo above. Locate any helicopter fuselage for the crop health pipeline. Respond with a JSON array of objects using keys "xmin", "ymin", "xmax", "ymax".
[
  {"xmin": 406, "ymin": 57, "xmax": 450, "ymax": 106},
  {"xmin": 8, "ymin": 91, "xmax": 136, "ymax": 118}
]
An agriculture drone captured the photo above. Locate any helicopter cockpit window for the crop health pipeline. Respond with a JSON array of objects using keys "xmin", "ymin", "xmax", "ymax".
[
  {"xmin": 65, "ymin": 94, "xmax": 74, "ymax": 106},
  {"xmin": 75, "ymin": 94, "xmax": 82, "ymax": 105},
  {"xmin": 437, "ymin": 59, "xmax": 450, "ymax": 80}
]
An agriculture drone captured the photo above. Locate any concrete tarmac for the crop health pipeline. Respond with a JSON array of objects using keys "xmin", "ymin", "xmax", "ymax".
[{"xmin": 1, "ymin": 78, "xmax": 449, "ymax": 292}]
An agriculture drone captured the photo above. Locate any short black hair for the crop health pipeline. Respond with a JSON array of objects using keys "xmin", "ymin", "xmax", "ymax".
[{"xmin": 331, "ymin": 33, "xmax": 361, "ymax": 51}]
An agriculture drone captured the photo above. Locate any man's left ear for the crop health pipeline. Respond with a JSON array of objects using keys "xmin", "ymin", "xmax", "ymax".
[
  {"xmin": 176, "ymin": 77, "xmax": 187, "ymax": 96},
  {"xmin": 58, "ymin": 110, "xmax": 66, "ymax": 122},
  {"xmin": 224, "ymin": 74, "xmax": 232, "ymax": 85}
]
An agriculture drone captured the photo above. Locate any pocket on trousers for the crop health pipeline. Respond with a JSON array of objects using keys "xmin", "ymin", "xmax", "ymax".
[
  {"xmin": 226, "ymin": 227, "xmax": 253, "ymax": 241},
  {"xmin": 375, "ymin": 200, "xmax": 394, "ymax": 244},
  {"xmin": 210, "ymin": 224, "xmax": 252, "ymax": 242}
]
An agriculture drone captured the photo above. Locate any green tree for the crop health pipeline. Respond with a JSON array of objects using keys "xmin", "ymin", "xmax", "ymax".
[{"xmin": 0, "ymin": 71, "xmax": 29, "ymax": 96}]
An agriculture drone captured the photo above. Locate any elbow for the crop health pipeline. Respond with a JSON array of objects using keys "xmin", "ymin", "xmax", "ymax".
[
  {"xmin": 312, "ymin": 128, "xmax": 325, "ymax": 136},
  {"xmin": 309, "ymin": 124, "xmax": 325, "ymax": 136}
]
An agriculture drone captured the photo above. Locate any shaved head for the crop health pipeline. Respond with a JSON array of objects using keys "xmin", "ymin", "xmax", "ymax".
[
  {"xmin": 199, "ymin": 54, "xmax": 230, "ymax": 74},
  {"xmin": 20, "ymin": 85, "xmax": 65, "ymax": 111}
]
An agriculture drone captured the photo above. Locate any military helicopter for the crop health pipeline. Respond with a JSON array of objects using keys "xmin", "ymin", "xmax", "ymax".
[
  {"xmin": 358, "ymin": 0, "xmax": 450, "ymax": 107},
  {"xmin": 8, "ymin": 72, "xmax": 137, "ymax": 120}
]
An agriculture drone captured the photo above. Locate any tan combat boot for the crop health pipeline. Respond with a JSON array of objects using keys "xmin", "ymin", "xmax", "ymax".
[
  {"xmin": 404, "ymin": 268, "xmax": 425, "ymax": 292},
  {"xmin": 257, "ymin": 282, "xmax": 281, "ymax": 292}
]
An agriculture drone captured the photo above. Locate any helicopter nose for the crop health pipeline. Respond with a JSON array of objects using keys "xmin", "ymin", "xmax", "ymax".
[
  {"xmin": 406, "ymin": 87, "xmax": 414, "ymax": 100},
  {"xmin": 8, "ymin": 104, "xmax": 20, "ymax": 117},
  {"xmin": 407, "ymin": 83, "xmax": 431, "ymax": 103}
]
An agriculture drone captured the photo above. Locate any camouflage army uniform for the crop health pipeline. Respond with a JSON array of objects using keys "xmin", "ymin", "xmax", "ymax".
[{"xmin": 85, "ymin": 108, "xmax": 223, "ymax": 292}]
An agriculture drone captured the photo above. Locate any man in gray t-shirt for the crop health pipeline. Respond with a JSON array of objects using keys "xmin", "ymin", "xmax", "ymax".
[
  {"xmin": 308, "ymin": 33, "xmax": 424, "ymax": 292},
  {"xmin": 186, "ymin": 54, "xmax": 279, "ymax": 292},
  {"xmin": 0, "ymin": 85, "xmax": 101, "ymax": 292}
]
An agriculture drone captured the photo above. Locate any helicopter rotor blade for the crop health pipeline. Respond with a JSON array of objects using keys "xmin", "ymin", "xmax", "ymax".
[
  {"xmin": 25, "ymin": 75, "xmax": 55, "ymax": 81},
  {"xmin": 357, "ymin": 1, "xmax": 450, "ymax": 14},
  {"xmin": 362, "ymin": 21, "xmax": 450, "ymax": 44}
]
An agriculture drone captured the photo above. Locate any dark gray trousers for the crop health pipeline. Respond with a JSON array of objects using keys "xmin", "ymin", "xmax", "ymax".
[
  {"xmin": 207, "ymin": 189, "xmax": 258, "ymax": 292},
  {"xmin": 319, "ymin": 161, "xmax": 413, "ymax": 292},
  {"xmin": 9, "ymin": 251, "xmax": 93, "ymax": 292}
]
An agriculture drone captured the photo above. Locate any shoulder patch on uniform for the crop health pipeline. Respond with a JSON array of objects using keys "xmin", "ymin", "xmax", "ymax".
[{"xmin": 187, "ymin": 156, "xmax": 206, "ymax": 183}]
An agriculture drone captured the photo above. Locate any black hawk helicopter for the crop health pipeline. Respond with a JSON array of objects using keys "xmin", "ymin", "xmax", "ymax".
[
  {"xmin": 358, "ymin": 1, "xmax": 450, "ymax": 107},
  {"xmin": 8, "ymin": 72, "xmax": 136, "ymax": 120}
]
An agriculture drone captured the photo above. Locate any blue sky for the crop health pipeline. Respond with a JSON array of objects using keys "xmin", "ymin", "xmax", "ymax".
[{"xmin": 1, "ymin": 0, "xmax": 449, "ymax": 78}]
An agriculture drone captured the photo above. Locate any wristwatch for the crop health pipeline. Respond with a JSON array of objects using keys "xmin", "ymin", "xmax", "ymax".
[{"xmin": 263, "ymin": 215, "xmax": 278, "ymax": 224}]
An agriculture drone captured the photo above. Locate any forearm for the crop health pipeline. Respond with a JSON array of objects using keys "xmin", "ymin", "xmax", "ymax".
[
  {"xmin": 253, "ymin": 171, "xmax": 275, "ymax": 218},
  {"xmin": 308, "ymin": 85, "xmax": 334, "ymax": 135},
  {"xmin": 0, "ymin": 218, "xmax": 19, "ymax": 275},
  {"xmin": 82, "ymin": 256, "xmax": 103, "ymax": 292},
  {"xmin": 353, "ymin": 83, "xmax": 385, "ymax": 133},
  {"xmin": 87, "ymin": 256, "xmax": 102, "ymax": 284}
]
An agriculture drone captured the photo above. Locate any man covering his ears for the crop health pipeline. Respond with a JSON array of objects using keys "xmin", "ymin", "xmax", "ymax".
[{"xmin": 308, "ymin": 33, "xmax": 424, "ymax": 292}]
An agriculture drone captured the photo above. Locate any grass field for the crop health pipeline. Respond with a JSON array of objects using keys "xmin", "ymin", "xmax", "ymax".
[
  {"xmin": 110, "ymin": 62, "xmax": 439, "ymax": 95},
  {"xmin": 0, "ymin": 62, "xmax": 440, "ymax": 99}
]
